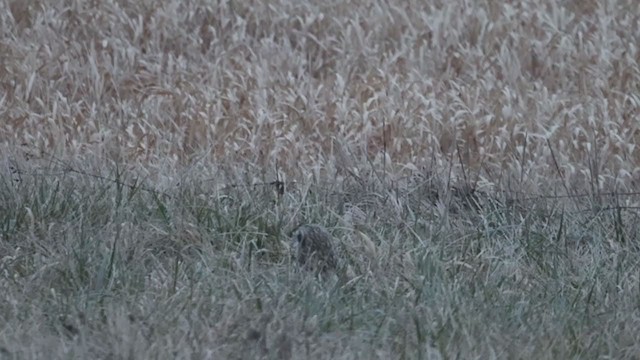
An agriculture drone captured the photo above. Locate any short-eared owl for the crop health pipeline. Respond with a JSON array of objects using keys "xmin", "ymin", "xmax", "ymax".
[{"xmin": 291, "ymin": 224, "xmax": 337, "ymax": 273}]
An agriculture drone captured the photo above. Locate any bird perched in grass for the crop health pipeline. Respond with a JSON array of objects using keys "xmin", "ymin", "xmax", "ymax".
[{"xmin": 291, "ymin": 224, "xmax": 337, "ymax": 273}]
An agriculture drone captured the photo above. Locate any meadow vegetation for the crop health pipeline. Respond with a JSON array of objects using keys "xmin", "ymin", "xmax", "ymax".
[{"xmin": 1, "ymin": 0, "xmax": 640, "ymax": 358}]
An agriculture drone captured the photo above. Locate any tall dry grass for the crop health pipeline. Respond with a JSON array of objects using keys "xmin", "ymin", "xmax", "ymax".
[
  {"xmin": 1, "ymin": 0, "xmax": 638, "ymax": 191},
  {"xmin": 2, "ymin": 0, "xmax": 640, "ymax": 359}
]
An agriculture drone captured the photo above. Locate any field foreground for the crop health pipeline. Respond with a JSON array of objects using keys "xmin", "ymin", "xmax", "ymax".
[{"xmin": 1, "ymin": 0, "xmax": 640, "ymax": 359}]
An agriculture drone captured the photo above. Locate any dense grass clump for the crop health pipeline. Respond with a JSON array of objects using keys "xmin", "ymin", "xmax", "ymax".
[{"xmin": 1, "ymin": 162, "xmax": 640, "ymax": 359}]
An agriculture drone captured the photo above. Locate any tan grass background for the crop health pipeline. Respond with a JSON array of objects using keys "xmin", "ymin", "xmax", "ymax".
[{"xmin": 1, "ymin": 0, "xmax": 639, "ymax": 192}]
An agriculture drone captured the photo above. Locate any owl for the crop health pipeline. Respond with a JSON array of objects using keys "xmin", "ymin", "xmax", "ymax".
[{"xmin": 291, "ymin": 224, "xmax": 337, "ymax": 273}]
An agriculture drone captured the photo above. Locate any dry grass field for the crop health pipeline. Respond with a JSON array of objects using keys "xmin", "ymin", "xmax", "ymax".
[{"xmin": 1, "ymin": 0, "xmax": 640, "ymax": 358}]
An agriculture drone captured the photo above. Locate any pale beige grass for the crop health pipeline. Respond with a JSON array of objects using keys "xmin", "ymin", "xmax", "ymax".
[{"xmin": 0, "ymin": 0, "xmax": 638, "ymax": 193}]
